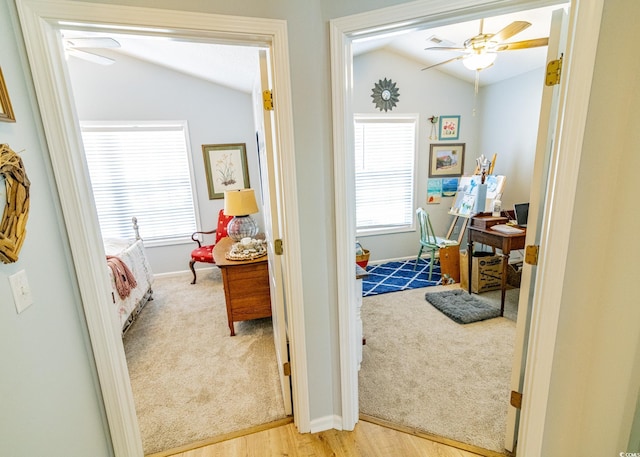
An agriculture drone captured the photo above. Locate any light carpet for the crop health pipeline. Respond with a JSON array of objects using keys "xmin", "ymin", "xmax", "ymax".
[
  {"xmin": 359, "ymin": 284, "xmax": 518, "ymax": 453},
  {"xmin": 123, "ymin": 270, "xmax": 286, "ymax": 455}
]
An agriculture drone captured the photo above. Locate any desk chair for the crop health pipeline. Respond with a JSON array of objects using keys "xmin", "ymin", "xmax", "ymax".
[
  {"xmin": 189, "ymin": 209, "xmax": 234, "ymax": 284},
  {"xmin": 415, "ymin": 207, "xmax": 458, "ymax": 280}
]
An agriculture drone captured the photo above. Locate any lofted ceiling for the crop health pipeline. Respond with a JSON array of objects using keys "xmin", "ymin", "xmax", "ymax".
[
  {"xmin": 61, "ymin": 30, "xmax": 263, "ymax": 94},
  {"xmin": 61, "ymin": 3, "xmax": 567, "ymax": 93},
  {"xmin": 353, "ymin": 3, "xmax": 568, "ymax": 87}
]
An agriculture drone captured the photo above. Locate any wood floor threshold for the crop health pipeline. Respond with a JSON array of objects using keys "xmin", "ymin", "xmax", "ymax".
[
  {"xmin": 359, "ymin": 414, "xmax": 513, "ymax": 457},
  {"xmin": 149, "ymin": 417, "xmax": 294, "ymax": 457}
]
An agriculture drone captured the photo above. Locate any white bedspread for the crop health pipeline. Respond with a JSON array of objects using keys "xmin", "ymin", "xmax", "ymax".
[{"xmin": 104, "ymin": 238, "xmax": 154, "ymax": 330}]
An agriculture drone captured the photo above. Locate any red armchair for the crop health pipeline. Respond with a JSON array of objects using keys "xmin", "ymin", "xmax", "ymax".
[{"xmin": 189, "ymin": 209, "xmax": 233, "ymax": 284}]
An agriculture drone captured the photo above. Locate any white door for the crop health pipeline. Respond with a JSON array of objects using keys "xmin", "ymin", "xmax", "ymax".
[
  {"xmin": 254, "ymin": 49, "xmax": 293, "ymax": 416},
  {"xmin": 504, "ymin": 7, "xmax": 568, "ymax": 451}
]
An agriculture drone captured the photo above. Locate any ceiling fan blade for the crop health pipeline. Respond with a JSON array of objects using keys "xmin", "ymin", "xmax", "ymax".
[
  {"xmin": 421, "ymin": 55, "xmax": 465, "ymax": 71},
  {"xmin": 64, "ymin": 37, "xmax": 121, "ymax": 49},
  {"xmin": 497, "ymin": 37, "xmax": 549, "ymax": 51},
  {"xmin": 66, "ymin": 49, "xmax": 115, "ymax": 65},
  {"xmin": 492, "ymin": 21, "xmax": 531, "ymax": 42},
  {"xmin": 424, "ymin": 46, "xmax": 466, "ymax": 52}
]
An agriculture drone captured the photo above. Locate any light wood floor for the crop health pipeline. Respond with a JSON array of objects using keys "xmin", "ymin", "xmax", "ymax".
[{"xmin": 163, "ymin": 419, "xmax": 484, "ymax": 457}]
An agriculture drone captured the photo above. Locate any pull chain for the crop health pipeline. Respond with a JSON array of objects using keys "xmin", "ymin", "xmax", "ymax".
[{"xmin": 473, "ymin": 70, "xmax": 480, "ymax": 117}]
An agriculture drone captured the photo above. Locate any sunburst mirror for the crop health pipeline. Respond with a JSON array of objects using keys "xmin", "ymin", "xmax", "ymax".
[{"xmin": 371, "ymin": 78, "xmax": 400, "ymax": 112}]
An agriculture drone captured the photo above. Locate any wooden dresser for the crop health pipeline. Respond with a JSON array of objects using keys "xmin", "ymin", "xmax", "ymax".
[{"xmin": 213, "ymin": 237, "xmax": 272, "ymax": 336}]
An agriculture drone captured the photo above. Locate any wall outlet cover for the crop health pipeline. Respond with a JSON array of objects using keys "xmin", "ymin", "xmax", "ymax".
[{"xmin": 9, "ymin": 270, "xmax": 34, "ymax": 314}]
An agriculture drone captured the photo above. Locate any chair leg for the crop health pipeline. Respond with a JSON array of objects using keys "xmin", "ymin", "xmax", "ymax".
[
  {"xmin": 428, "ymin": 248, "xmax": 435, "ymax": 281},
  {"xmin": 189, "ymin": 260, "xmax": 197, "ymax": 284},
  {"xmin": 414, "ymin": 246, "xmax": 424, "ymax": 270}
]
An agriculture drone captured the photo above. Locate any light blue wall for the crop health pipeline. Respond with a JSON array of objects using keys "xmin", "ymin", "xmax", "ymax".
[
  {"xmin": 353, "ymin": 49, "xmax": 477, "ymax": 261},
  {"xmin": 0, "ymin": 1, "xmax": 112, "ymax": 456},
  {"xmin": 2, "ymin": 0, "xmax": 640, "ymax": 455},
  {"xmin": 354, "ymin": 49, "xmax": 544, "ymax": 263},
  {"xmin": 478, "ymin": 68, "xmax": 545, "ymax": 209}
]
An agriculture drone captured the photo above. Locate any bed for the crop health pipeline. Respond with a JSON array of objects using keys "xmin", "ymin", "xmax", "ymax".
[{"xmin": 103, "ymin": 217, "xmax": 154, "ymax": 335}]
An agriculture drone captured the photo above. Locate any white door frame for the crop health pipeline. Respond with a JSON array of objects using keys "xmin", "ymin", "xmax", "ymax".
[
  {"xmin": 504, "ymin": 8, "xmax": 568, "ymax": 450},
  {"xmin": 256, "ymin": 49, "xmax": 293, "ymax": 416},
  {"xmin": 15, "ymin": 1, "xmax": 309, "ymax": 455},
  {"xmin": 330, "ymin": 1, "xmax": 603, "ymax": 449}
]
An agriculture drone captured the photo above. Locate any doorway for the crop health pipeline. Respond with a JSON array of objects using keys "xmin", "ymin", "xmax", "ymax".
[
  {"xmin": 349, "ymin": 4, "xmax": 555, "ymax": 454},
  {"xmin": 330, "ymin": 0, "xmax": 603, "ymax": 454},
  {"xmin": 61, "ymin": 30, "xmax": 289, "ymax": 454},
  {"xmin": 15, "ymin": 1, "xmax": 308, "ymax": 455}
]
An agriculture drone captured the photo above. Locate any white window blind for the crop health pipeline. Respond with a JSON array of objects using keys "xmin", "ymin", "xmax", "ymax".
[
  {"xmin": 354, "ymin": 115, "xmax": 417, "ymax": 234},
  {"xmin": 81, "ymin": 121, "xmax": 197, "ymax": 243}
]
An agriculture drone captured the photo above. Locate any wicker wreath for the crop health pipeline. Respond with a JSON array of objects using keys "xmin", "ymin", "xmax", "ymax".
[{"xmin": 0, "ymin": 144, "xmax": 30, "ymax": 264}]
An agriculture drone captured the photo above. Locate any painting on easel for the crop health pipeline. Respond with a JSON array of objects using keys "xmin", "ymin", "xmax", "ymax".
[{"xmin": 450, "ymin": 175, "xmax": 506, "ymax": 217}]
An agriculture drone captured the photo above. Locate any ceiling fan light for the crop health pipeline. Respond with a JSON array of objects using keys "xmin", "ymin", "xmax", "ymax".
[{"xmin": 462, "ymin": 51, "xmax": 497, "ymax": 71}]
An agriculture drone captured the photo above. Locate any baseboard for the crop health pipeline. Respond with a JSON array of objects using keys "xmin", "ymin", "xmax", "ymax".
[
  {"xmin": 309, "ymin": 414, "xmax": 344, "ymax": 433},
  {"xmin": 153, "ymin": 266, "xmax": 220, "ymax": 279},
  {"xmin": 368, "ymin": 255, "xmax": 417, "ymax": 266}
]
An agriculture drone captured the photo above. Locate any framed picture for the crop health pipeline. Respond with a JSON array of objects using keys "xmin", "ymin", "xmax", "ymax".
[
  {"xmin": 429, "ymin": 143, "xmax": 465, "ymax": 177},
  {"xmin": 439, "ymin": 115, "xmax": 460, "ymax": 140},
  {"xmin": 202, "ymin": 143, "xmax": 250, "ymax": 199},
  {"xmin": 427, "ymin": 178, "xmax": 442, "ymax": 204},
  {"xmin": 0, "ymin": 67, "xmax": 16, "ymax": 123}
]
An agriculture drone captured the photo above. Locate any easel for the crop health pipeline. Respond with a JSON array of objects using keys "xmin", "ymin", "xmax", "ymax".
[
  {"xmin": 446, "ymin": 153, "xmax": 498, "ymax": 244},
  {"xmin": 473, "ymin": 152, "xmax": 497, "ymax": 175},
  {"xmin": 446, "ymin": 213, "xmax": 470, "ymax": 245}
]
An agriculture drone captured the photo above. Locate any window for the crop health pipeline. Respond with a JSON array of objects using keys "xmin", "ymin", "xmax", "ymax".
[
  {"xmin": 81, "ymin": 121, "xmax": 197, "ymax": 244},
  {"xmin": 354, "ymin": 114, "xmax": 417, "ymax": 235}
]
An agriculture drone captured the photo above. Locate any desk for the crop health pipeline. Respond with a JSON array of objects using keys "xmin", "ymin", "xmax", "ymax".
[
  {"xmin": 467, "ymin": 226, "xmax": 526, "ymax": 316},
  {"xmin": 213, "ymin": 237, "xmax": 272, "ymax": 336}
]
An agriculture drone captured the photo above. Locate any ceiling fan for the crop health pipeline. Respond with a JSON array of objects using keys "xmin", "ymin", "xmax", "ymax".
[
  {"xmin": 421, "ymin": 19, "xmax": 549, "ymax": 72},
  {"xmin": 63, "ymin": 36, "xmax": 121, "ymax": 66}
]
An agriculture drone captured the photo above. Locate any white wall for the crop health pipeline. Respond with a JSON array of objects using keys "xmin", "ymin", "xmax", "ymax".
[
  {"xmin": 353, "ymin": 49, "xmax": 477, "ymax": 261},
  {"xmin": 66, "ymin": 52, "xmax": 263, "ymax": 275},
  {"xmin": 478, "ymin": 68, "xmax": 545, "ymax": 209},
  {"xmin": 0, "ymin": 2, "xmax": 112, "ymax": 456}
]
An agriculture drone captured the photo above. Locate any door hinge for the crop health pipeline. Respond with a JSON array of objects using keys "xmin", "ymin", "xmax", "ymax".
[
  {"xmin": 525, "ymin": 245, "xmax": 539, "ymax": 265},
  {"xmin": 545, "ymin": 54, "xmax": 563, "ymax": 86},
  {"xmin": 274, "ymin": 239, "xmax": 283, "ymax": 255},
  {"xmin": 263, "ymin": 90, "xmax": 274, "ymax": 111},
  {"xmin": 283, "ymin": 361, "xmax": 291, "ymax": 376},
  {"xmin": 510, "ymin": 390, "xmax": 523, "ymax": 409}
]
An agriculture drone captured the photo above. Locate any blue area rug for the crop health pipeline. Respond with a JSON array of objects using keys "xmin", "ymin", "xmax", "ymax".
[{"xmin": 362, "ymin": 259, "xmax": 441, "ymax": 297}]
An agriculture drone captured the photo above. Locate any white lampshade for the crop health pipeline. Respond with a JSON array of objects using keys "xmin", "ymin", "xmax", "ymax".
[
  {"xmin": 224, "ymin": 189, "xmax": 258, "ymax": 216},
  {"xmin": 462, "ymin": 51, "xmax": 497, "ymax": 71}
]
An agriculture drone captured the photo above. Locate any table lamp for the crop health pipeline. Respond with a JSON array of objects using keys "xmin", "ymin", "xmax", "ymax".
[{"xmin": 224, "ymin": 189, "xmax": 259, "ymax": 241}]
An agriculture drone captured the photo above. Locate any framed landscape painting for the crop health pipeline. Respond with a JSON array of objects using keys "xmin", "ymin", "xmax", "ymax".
[
  {"xmin": 429, "ymin": 143, "xmax": 465, "ymax": 177},
  {"xmin": 202, "ymin": 143, "xmax": 250, "ymax": 199}
]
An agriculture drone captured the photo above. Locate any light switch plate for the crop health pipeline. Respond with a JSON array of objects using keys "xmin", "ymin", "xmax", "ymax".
[{"xmin": 9, "ymin": 270, "xmax": 33, "ymax": 314}]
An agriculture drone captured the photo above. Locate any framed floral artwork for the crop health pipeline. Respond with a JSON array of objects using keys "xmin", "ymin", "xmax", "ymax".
[
  {"xmin": 438, "ymin": 115, "xmax": 460, "ymax": 140},
  {"xmin": 202, "ymin": 143, "xmax": 250, "ymax": 199}
]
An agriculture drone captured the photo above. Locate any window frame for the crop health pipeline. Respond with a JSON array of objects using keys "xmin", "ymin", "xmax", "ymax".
[
  {"xmin": 353, "ymin": 113, "xmax": 419, "ymax": 236},
  {"xmin": 80, "ymin": 120, "xmax": 201, "ymax": 247}
]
